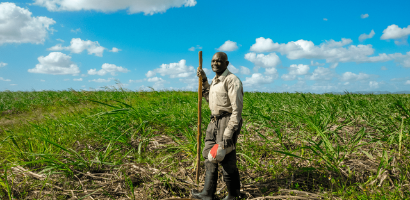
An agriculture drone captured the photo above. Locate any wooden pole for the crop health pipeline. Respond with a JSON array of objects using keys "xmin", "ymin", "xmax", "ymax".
[{"xmin": 196, "ymin": 51, "xmax": 203, "ymax": 184}]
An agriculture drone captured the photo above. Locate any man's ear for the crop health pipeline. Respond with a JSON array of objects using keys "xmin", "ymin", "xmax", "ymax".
[{"xmin": 225, "ymin": 61, "xmax": 229, "ymax": 67}]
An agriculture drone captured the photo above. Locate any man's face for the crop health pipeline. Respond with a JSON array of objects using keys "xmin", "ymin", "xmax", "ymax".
[{"xmin": 211, "ymin": 53, "xmax": 229, "ymax": 73}]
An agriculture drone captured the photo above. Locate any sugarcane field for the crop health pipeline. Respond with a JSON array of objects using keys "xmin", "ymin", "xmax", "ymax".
[
  {"xmin": 2, "ymin": 0, "xmax": 410, "ymax": 199},
  {"xmin": 1, "ymin": 89, "xmax": 409, "ymax": 199}
]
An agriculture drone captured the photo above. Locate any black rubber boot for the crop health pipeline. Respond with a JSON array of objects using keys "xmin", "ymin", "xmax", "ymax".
[
  {"xmin": 222, "ymin": 170, "xmax": 241, "ymax": 200},
  {"xmin": 191, "ymin": 161, "xmax": 218, "ymax": 200}
]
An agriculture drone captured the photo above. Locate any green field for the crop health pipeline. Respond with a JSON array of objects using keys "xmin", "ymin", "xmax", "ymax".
[{"xmin": 1, "ymin": 88, "xmax": 409, "ymax": 199}]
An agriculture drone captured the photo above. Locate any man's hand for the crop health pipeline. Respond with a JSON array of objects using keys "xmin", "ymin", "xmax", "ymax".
[
  {"xmin": 223, "ymin": 138, "xmax": 234, "ymax": 149},
  {"xmin": 197, "ymin": 67, "xmax": 207, "ymax": 81},
  {"xmin": 223, "ymin": 128, "xmax": 234, "ymax": 149}
]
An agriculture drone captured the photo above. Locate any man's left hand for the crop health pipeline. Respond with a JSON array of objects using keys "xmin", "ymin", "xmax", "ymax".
[
  {"xmin": 223, "ymin": 138, "xmax": 234, "ymax": 148},
  {"xmin": 223, "ymin": 128, "xmax": 235, "ymax": 149}
]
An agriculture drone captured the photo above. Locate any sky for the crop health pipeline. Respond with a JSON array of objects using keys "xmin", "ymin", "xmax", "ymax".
[{"xmin": 1, "ymin": 0, "xmax": 410, "ymax": 93}]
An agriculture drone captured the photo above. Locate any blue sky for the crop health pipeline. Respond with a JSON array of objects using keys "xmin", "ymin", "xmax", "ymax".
[{"xmin": 1, "ymin": 0, "xmax": 410, "ymax": 93}]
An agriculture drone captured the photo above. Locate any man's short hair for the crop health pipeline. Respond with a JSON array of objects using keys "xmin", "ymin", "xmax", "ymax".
[{"xmin": 215, "ymin": 52, "xmax": 228, "ymax": 62}]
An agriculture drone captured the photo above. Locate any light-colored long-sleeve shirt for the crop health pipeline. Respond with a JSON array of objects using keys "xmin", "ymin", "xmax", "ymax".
[{"xmin": 202, "ymin": 69, "xmax": 243, "ymax": 137}]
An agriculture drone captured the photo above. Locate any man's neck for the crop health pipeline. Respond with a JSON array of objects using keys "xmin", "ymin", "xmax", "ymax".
[{"xmin": 215, "ymin": 68, "xmax": 226, "ymax": 77}]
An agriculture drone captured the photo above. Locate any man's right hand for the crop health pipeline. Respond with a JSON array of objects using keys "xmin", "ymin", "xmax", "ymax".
[{"xmin": 197, "ymin": 67, "xmax": 207, "ymax": 80}]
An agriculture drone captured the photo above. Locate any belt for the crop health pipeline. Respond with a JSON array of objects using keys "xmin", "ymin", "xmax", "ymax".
[{"xmin": 210, "ymin": 111, "xmax": 231, "ymax": 126}]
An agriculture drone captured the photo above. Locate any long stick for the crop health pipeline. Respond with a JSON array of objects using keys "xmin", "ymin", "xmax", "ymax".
[{"xmin": 196, "ymin": 51, "xmax": 203, "ymax": 184}]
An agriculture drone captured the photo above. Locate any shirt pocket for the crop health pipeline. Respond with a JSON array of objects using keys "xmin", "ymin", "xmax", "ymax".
[{"xmin": 215, "ymin": 92, "xmax": 228, "ymax": 106}]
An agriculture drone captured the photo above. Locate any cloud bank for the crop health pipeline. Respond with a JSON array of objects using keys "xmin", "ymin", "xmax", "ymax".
[
  {"xmin": 33, "ymin": 0, "xmax": 197, "ymax": 15},
  {"xmin": 217, "ymin": 40, "xmax": 239, "ymax": 51},
  {"xmin": 48, "ymin": 38, "xmax": 115, "ymax": 57},
  {"xmin": 0, "ymin": 2, "xmax": 55, "ymax": 45},
  {"xmin": 88, "ymin": 63, "xmax": 130, "ymax": 76},
  {"xmin": 28, "ymin": 52, "xmax": 80, "ymax": 75}
]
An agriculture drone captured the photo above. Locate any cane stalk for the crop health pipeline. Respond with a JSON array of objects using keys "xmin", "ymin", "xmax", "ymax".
[{"xmin": 196, "ymin": 51, "xmax": 203, "ymax": 184}]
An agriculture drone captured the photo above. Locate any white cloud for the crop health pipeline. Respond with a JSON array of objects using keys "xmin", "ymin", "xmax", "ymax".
[
  {"xmin": 306, "ymin": 67, "xmax": 334, "ymax": 81},
  {"xmin": 272, "ymin": 76, "xmax": 399, "ymax": 93},
  {"xmin": 172, "ymin": 72, "xmax": 193, "ymax": 78},
  {"xmin": 179, "ymin": 77, "xmax": 196, "ymax": 84},
  {"xmin": 310, "ymin": 60, "xmax": 325, "ymax": 66},
  {"xmin": 0, "ymin": 2, "xmax": 55, "ymax": 45},
  {"xmin": 179, "ymin": 78, "xmax": 198, "ymax": 91},
  {"xmin": 323, "ymin": 18, "xmax": 328, "ymax": 21},
  {"xmin": 148, "ymin": 77, "xmax": 165, "ymax": 82},
  {"xmin": 147, "ymin": 76, "xmax": 166, "ymax": 90},
  {"xmin": 109, "ymin": 47, "xmax": 121, "ymax": 52},
  {"xmin": 265, "ymin": 68, "xmax": 277, "ymax": 75},
  {"xmin": 71, "ymin": 28, "xmax": 81, "ymax": 33},
  {"xmin": 289, "ymin": 64, "xmax": 310, "ymax": 75},
  {"xmin": 56, "ymin": 38, "xmax": 64, "ymax": 42},
  {"xmin": 265, "ymin": 68, "xmax": 279, "ymax": 80},
  {"xmin": 240, "ymin": 66, "xmax": 251, "ymax": 75},
  {"xmin": 329, "ymin": 63, "xmax": 339, "ymax": 69},
  {"xmin": 253, "ymin": 66, "xmax": 260, "ymax": 73},
  {"xmin": 138, "ymin": 85, "xmax": 151, "ymax": 91},
  {"xmin": 88, "ymin": 63, "xmax": 130, "ymax": 76},
  {"xmin": 381, "ymin": 66, "xmax": 387, "ymax": 70},
  {"xmin": 325, "ymin": 39, "xmax": 353, "ymax": 47},
  {"xmin": 361, "ymin": 14, "xmax": 369, "ymax": 19},
  {"xmin": 89, "ymin": 78, "xmax": 114, "ymax": 83},
  {"xmin": 129, "ymin": 79, "xmax": 144, "ymax": 83},
  {"xmin": 243, "ymin": 73, "xmax": 275, "ymax": 87},
  {"xmin": 28, "ymin": 52, "xmax": 80, "ymax": 75},
  {"xmin": 10, "ymin": 84, "xmax": 17, "ymax": 86},
  {"xmin": 249, "ymin": 37, "xmax": 393, "ymax": 63},
  {"xmin": 217, "ymin": 40, "xmax": 238, "ymax": 51},
  {"xmin": 245, "ymin": 52, "xmax": 281, "ymax": 68},
  {"xmin": 405, "ymin": 80, "xmax": 410, "ymax": 85},
  {"xmin": 33, "ymin": 0, "xmax": 197, "ymax": 15},
  {"xmin": 0, "ymin": 62, "xmax": 7, "ymax": 67},
  {"xmin": 0, "ymin": 77, "xmax": 11, "ymax": 81},
  {"xmin": 249, "ymin": 37, "xmax": 279, "ymax": 52},
  {"xmin": 203, "ymin": 68, "xmax": 211, "ymax": 75},
  {"xmin": 64, "ymin": 78, "xmax": 70, "ymax": 81},
  {"xmin": 394, "ymin": 38, "xmax": 409, "ymax": 45},
  {"xmin": 391, "ymin": 77, "xmax": 409, "ymax": 82},
  {"xmin": 281, "ymin": 64, "xmax": 310, "ymax": 81},
  {"xmin": 359, "ymin": 30, "xmax": 375, "ymax": 42},
  {"xmin": 188, "ymin": 45, "xmax": 202, "ymax": 51},
  {"xmin": 381, "ymin": 24, "xmax": 410, "ymax": 40},
  {"xmin": 73, "ymin": 78, "xmax": 82, "ymax": 81},
  {"xmin": 274, "ymin": 81, "xmax": 337, "ymax": 93},
  {"xmin": 281, "ymin": 74, "xmax": 295, "ymax": 81},
  {"xmin": 340, "ymin": 72, "xmax": 371, "ymax": 81},
  {"xmin": 48, "ymin": 38, "xmax": 107, "ymax": 57},
  {"xmin": 146, "ymin": 59, "xmax": 195, "ymax": 78},
  {"xmin": 146, "ymin": 70, "xmax": 156, "ymax": 78},
  {"xmin": 389, "ymin": 51, "xmax": 410, "ymax": 68},
  {"xmin": 40, "ymin": 79, "xmax": 46, "ymax": 82},
  {"xmin": 369, "ymin": 81, "xmax": 379, "ymax": 88},
  {"xmin": 228, "ymin": 64, "xmax": 239, "ymax": 73}
]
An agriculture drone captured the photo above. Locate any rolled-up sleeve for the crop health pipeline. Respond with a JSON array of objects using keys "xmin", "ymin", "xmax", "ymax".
[
  {"xmin": 225, "ymin": 77, "xmax": 243, "ymax": 132},
  {"xmin": 202, "ymin": 80, "xmax": 211, "ymax": 103}
]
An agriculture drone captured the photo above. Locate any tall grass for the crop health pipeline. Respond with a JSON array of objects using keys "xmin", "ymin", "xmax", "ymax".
[{"xmin": 0, "ymin": 89, "xmax": 409, "ymax": 199}]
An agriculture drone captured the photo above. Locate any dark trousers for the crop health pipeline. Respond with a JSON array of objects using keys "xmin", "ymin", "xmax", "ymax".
[{"xmin": 202, "ymin": 115, "xmax": 242, "ymax": 182}]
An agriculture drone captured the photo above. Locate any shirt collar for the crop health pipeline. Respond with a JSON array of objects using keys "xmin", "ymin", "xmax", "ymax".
[{"xmin": 212, "ymin": 68, "xmax": 230, "ymax": 83}]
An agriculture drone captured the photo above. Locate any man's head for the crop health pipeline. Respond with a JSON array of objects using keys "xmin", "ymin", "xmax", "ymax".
[{"xmin": 212, "ymin": 52, "xmax": 229, "ymax": 75}]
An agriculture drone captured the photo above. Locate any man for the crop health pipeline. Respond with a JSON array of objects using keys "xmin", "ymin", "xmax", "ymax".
[{"xmin": 191, "ymin": 52, "xmax": 244, "ymax": 200}]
